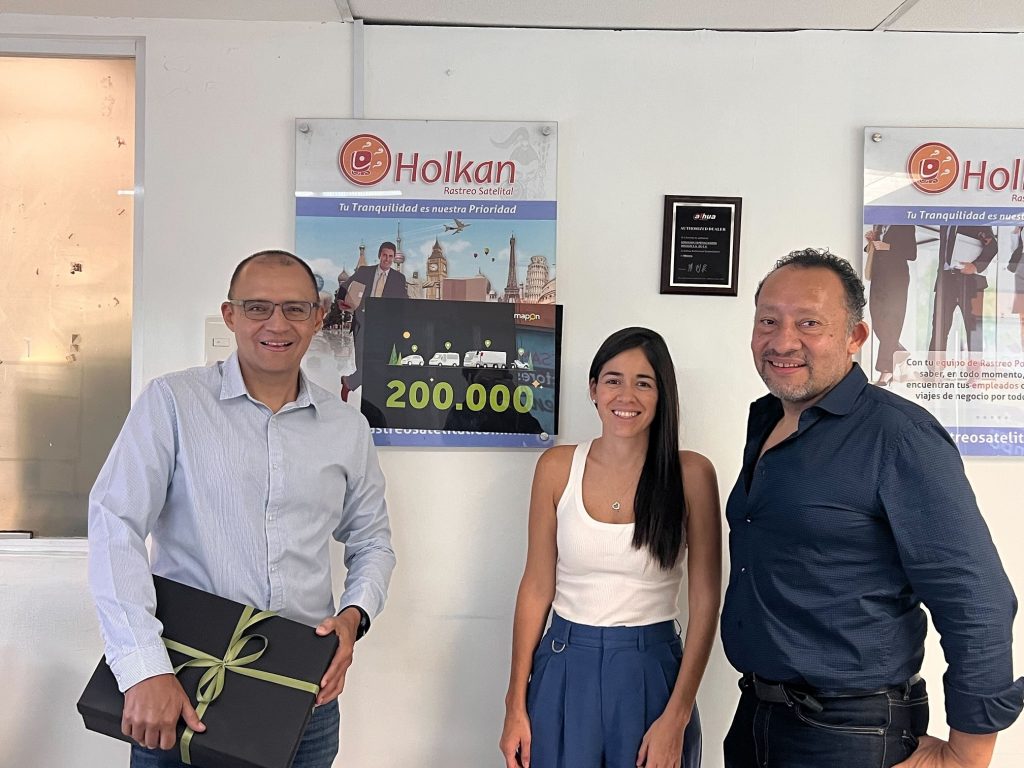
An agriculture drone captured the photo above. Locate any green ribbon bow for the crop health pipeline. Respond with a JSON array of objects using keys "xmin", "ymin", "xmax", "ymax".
[{"xmin": 163, "ymin": 605, "xmax": 322, "ymax": 764}]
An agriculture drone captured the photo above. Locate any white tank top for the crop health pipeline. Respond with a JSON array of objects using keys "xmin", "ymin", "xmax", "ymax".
[{"xmin": 550, "ymin": 440, "xmax": 685, "ymax": 627}]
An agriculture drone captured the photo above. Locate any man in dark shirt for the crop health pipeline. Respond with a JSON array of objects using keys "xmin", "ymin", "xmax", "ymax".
[{"xmin": 722, "ymin": 248, "xmax": 1022, "ymax": 768}]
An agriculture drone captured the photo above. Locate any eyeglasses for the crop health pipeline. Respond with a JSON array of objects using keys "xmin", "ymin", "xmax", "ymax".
[{"xmin": 227, "ymin": 299, "xmax": 318, "ymax": 321}]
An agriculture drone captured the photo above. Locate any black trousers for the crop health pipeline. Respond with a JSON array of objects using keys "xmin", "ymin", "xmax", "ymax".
[
  {"xmin": 724, "ymin": 677, "xmax": 929, "ymax": 768},
  {"xmin": 869, "ymin": 260, "xmax": 909, "ymax": 373},
  {"xmin": 929, "ymin": 270, "xmax": 983, "ymax": 353}
]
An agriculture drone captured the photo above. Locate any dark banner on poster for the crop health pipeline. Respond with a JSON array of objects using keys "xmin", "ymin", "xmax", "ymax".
[{"xmin": 360, "ymin": 299, "xmax": 561, "ymax": 446}]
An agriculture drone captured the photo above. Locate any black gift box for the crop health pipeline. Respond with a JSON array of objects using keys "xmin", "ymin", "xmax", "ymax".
[{"xmin": 78, "ymin": 576, "xmax": 339, "ymax": 768}]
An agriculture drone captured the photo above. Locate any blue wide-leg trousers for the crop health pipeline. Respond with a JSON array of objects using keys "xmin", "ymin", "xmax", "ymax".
[{"xmin": 526, "ymin": 613, "xmax": 702, "ymax": 768}]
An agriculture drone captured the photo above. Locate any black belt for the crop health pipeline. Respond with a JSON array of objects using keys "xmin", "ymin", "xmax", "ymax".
[{"xmin": 745, "ymin": 673, "xmax": 923, "ymax": 714}]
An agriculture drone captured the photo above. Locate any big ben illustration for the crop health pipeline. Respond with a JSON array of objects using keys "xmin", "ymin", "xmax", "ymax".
[{"xmin": 424, "ymin": 238, "xmax": 448, "ymax": 300}]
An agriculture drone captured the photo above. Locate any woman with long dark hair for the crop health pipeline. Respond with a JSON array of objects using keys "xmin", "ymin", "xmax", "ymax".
[{"xmin": 500, "ymin": 327, "xmax": 721, "ymax": 768}]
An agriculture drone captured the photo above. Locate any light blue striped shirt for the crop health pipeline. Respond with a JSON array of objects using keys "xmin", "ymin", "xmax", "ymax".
[{"xmin": 88, "ymin": 353, "xmax": 395, "ymax": 692}]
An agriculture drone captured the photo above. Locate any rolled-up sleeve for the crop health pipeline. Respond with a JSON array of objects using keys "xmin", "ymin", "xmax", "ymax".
[{"xmin": 880, "ymin": 419, "xmax": 1023, "ymax": 733}]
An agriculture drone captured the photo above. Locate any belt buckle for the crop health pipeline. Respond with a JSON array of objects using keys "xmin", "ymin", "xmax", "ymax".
[
  {"xmin": 752, "ymin": 675, "xmax": 824, "ymax": 713},
  {"xmin": 788, "ymin": 688, "xmax": 824, "ymax": 713},
  {"xmin": 751, "ymin": 676, "xmax": 787, "ymax": 704}
]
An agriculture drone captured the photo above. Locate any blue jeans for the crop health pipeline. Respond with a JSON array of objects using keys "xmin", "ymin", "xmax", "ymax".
[
  {"xmin": 526, "ymin": 613, "xmax": 702, "ymax": 768},
  {"xmin": 724, "ymin": 676, "xmax": 928, "ymax": 768},
  {"xmin": 129, "ymin": 699, "xmax": 339, "ymax": 768}
]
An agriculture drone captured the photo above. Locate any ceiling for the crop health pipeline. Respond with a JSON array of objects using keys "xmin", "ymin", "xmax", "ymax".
[{"xmin": 4, "ymin": 0, "xmax": 1024, "ymax": 33}]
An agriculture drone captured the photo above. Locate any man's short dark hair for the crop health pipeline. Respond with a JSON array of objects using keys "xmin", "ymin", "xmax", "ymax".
[
  {"xmin": 228, "ymin": 250, "xmax": 319, "ymax": 300},
  {"xmin": 378, "ymin": 241, "xmax": 397, "ymax": 258},
  {"xmin": 754, "ymin": 248, "xmax": 866, "ymax": 330}
]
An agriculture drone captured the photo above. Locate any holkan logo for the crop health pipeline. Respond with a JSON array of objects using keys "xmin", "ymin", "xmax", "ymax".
[
  {"xmin": 907, "ymin": 142, "xmax": 959, "ymax": 194},
  {"xmin": 340, "ymin": 133, "xmax": 391, "ymax": 186}
]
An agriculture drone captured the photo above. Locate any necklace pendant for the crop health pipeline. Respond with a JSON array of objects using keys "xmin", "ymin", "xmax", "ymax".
[{"xmin": 611, "ymin": 501, "xmax": 621, "ymax": 511}]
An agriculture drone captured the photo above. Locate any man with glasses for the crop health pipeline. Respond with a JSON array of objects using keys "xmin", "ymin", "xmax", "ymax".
[{"xmin": 88, "ymin": 250, "xmax": 396, "ymax": 768}]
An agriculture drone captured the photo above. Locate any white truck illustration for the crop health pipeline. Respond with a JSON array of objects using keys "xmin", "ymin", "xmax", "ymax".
[{"xmin": 462, "ymin": 350, "xmax": 507, "ymax": 368}]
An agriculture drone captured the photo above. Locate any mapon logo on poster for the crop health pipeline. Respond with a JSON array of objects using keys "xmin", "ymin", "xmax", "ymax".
[
  {"xmin": 909, "ymin": 141, "xmax": 1024, "ymax": 200},
  {"xmin": 339, "ymin": 133, "xmax": 517, "ymax": 188}
]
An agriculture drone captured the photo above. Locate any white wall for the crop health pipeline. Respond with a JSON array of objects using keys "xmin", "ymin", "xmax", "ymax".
[{"xmin": 1, "ymin": 14, "xmax": 1023, "ymax": 767}]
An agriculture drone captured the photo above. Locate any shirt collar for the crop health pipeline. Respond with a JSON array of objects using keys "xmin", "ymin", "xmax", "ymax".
[
  {"xmin": 749, "ymin": 362, "xmax": 867, "ymax": 425},
  {"xmin": 219, "ymin": 352, "xmax": 248, "ymax": 400},
  {"xmin": 744, "ymin": 364, "xmax": 866, "ymax": 484},
  {"xmin": 218, "ymin": 352, "xmax": 320, "ymax": 413},
  {"xmin": 809, "ymin": 363, "xmax": 867, "ymax": 417}
]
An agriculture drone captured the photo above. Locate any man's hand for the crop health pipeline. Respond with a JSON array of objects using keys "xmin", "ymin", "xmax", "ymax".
[
  {"xmin": 636, "ymin": 711, "xmax": 687, "ymax": 768},
  {"xmin": 314, "ymin": 608, "xmax": 360, "ymax": 705},
  {"xmin": 894, "ymin": 732, "xmax": 996, "ymax": 768},
  {"xmin": 961, "ymin": 263, "xmax": 978, "ymax": 275},
  {"xmin": 121, "ymin": 673, "xmax": 205, "ymax": 751}
]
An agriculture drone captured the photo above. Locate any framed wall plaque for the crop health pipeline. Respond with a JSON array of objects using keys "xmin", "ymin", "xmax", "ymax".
[{"xmin": 660, "ymin": 195, "xmax": 741, "ymax": 296}]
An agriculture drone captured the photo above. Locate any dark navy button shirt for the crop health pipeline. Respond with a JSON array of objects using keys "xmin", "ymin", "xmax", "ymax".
[{"xmin": 722, "ymin": 365, "xmax": 1024, "ymax": 733}]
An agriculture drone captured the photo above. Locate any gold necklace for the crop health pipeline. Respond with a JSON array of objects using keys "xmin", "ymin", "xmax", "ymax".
[
  {"xmin": 609, "ymin": 472, "xmax": 640, "ymax": 511},
  {"xmin": 591, "ymin": 443, "xmax": 642, "ymax": 512}
]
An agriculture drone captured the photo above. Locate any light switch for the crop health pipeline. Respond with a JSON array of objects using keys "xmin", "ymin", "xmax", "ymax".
[{"xmin": 204, "ymin": 316, "xmax": 236, "ymax": 365}]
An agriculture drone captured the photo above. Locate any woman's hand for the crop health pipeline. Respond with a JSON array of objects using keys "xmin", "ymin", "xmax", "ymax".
[
  {"xmin": 500, "ymin": 707, "xmax": 532, "ymax": 768},
  {"xmin": 636, "ymin": 710, "xmax": 687, "ymax": 768}
]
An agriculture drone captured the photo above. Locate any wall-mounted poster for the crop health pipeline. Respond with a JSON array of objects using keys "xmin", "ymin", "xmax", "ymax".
[
  {"xmin": 295, "ymin": 119, "xmax": 559, "ymax": 447},
  {"xmin": 864, "ymin": 127, "xmax": 1024, "ymax": 457}
]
